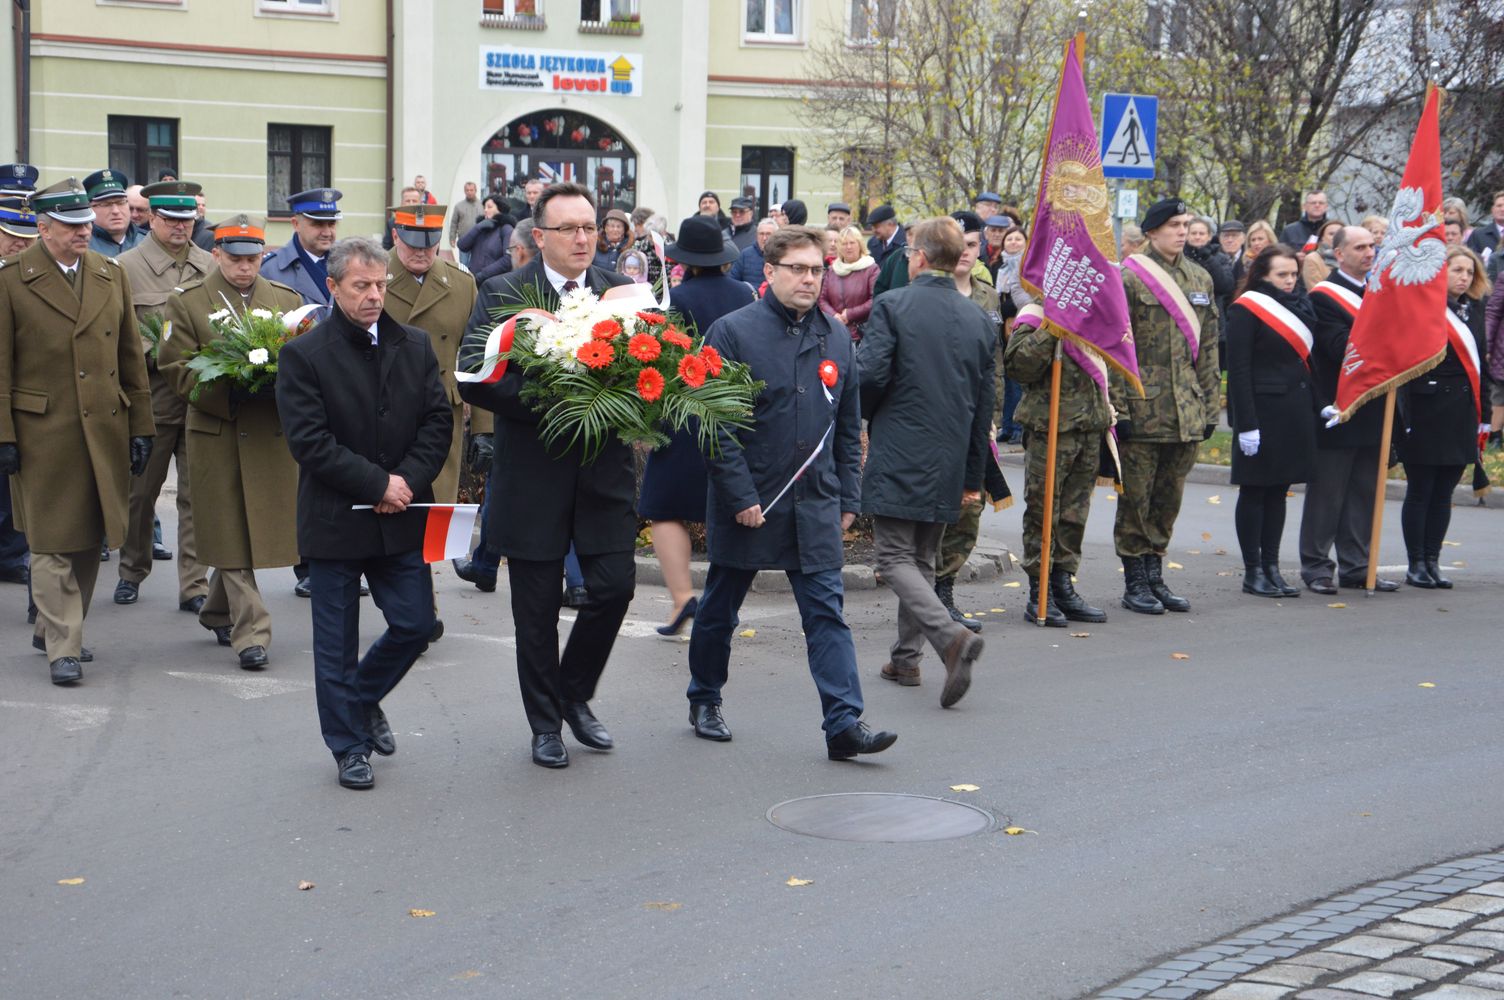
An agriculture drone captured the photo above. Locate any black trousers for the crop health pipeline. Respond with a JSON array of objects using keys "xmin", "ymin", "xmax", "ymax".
[
  {"xmin": 1235, "ymin": 483, "xmax": 1291, "ymax": 567},
  {"xmin": 507, "ymin": 550, "xmax": 634, "ymax": 735},
  {"xmin": 1400, "ymin": 463, "xmax": 1465, "ymax": 558}
]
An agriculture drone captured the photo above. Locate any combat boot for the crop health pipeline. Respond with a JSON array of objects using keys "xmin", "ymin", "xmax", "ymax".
[
  {"xmin": 1120, "ymin": 556, "xmax": 1165, "ymax": 614},
  {"xmin": 935, "ymin": 576, "xmax": 981, "ymax": 633},
  {"xmin": 1049, "ymin": 568, "xmax": 1106, "ymax": 623},
  {"xmin": 1026, "ymin": 575, "xmax": 1068, "ymax": 627},
  {"xmin": 1143, "ymin": 554, "xmax": 1191, "ymax": 612}
]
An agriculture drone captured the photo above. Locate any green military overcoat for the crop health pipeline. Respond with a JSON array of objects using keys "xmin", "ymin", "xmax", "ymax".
[
  {"xmin": 383, "ymin": 251, "xmax": 477, "ymax": 502},
  {"xmin": 0, "ymin": 243, "xmax": 155, "ymax": 552},
  {"xmin": 118, "ymin": 235, "xmax": 214, "ymax": 427},
  {"xmin": 158, "ymin": 271, "xmax": 303, "ymax": 569}
]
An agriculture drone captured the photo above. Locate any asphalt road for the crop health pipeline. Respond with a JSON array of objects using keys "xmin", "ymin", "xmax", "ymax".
[{"xmin": 2, "ymin": 479, "xmax": 1501, "ymax": 1000}]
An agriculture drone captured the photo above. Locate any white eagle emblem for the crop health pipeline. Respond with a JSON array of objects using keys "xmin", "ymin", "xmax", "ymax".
[{"xmin": 1368, "ymin": 186, "xmax": 1446, "ymax": 292}]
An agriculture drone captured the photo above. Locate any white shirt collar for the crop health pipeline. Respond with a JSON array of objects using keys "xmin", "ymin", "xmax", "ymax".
[
  {"xmin": 366, "ymin": 321, "xmax": 379, "ymax": 345},
  {"xmin": 56, "ymin": 259, "xmax": 79, "ymax": 275},
  {"xmin": 543, "ymin": 261, "xmax": 587, "ymax": 295},
  {"xmin": 1334, "ymin": 268, "xmax": 1364, "ymax": 289}
]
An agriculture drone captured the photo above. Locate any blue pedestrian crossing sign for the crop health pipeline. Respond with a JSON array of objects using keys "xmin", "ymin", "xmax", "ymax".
[{"xmin": 1100, "ymin": 93, "xmax": 1158, "ymax": 180}]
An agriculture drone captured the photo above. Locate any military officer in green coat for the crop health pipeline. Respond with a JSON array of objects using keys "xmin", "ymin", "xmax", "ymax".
[{"xmin": 1110, "ymin": 198, "xmax": 1221, "ymax": 614}]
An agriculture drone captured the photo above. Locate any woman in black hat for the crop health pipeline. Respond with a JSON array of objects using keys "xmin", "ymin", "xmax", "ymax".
[{"xmin": 640, "ymin": 217, "xmax": 756, "ymax": 635}]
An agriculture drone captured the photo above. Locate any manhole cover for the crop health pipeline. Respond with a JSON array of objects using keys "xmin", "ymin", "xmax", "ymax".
[{"xmin": 767, "ymin": 792, "xmax": 993, "ymax": 842}]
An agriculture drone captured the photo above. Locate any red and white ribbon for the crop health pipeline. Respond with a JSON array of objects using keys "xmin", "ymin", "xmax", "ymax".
[{"xmin": 1233, "ymin": 290, "xmax": 1313, "ymax": 366}]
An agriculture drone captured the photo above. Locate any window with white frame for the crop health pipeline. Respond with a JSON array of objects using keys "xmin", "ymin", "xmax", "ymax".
[
  {"xmin": 258, "ymin": 0, "xmax": 335, "ymax": 15},
  {"xmin": 745, "ymin": 0, "xmax": 799, "ymax": 41},
  {"xmin": 847, "ymin": 0, "xmax": 897, "ymax": 43},
  {"xmin": 483, "ymin": 0, "xmax": 542, "ymax": 18},
  {"xmin": 580, "ymin": 0, "xmax": 637, "ymax": 23}
]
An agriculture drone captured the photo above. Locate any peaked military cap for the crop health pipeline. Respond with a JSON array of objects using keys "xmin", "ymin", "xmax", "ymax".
[
  {"xmin": 32, "ymin": 178, "xmax": 96, "ymax": 224},
  {"xmin": 390, "ymin": 202, "xmax": 444, "ymax": 248},
  {"xmin": 289, "ymin": 188, "xmax": 343, "ymax": 220},
  {"xmin": 213, "ymin": 214, "xmax": 267, "ymax": 256},
  {"xmin": 83, "ymin": 168, "xmax": 130, "ymax": 202},
  {"xmin": 1141, "ymin": 197, "xmax": 1189, "ymax": 233},
  {"xmin": 0, "ymin": 198, "xmax": 37, "ymax": 239},
  {"xmin": 0, "ymin": 163, "xmax": 39, "ymax": 197},
  {"xmin": 142, "ymin": 180, "xmax": 202, "ymax": 219}
]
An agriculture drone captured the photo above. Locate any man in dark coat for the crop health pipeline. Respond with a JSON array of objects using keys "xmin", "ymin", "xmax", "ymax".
[
  {"xmin": 685, "ymin": 226, "xmax": 897, "ymax": 760},
  {"xmin": 1298, "ymin": 225, "xmax": 1399, "ymax": 594},
  {"xmin": 455, "ymin": 181, "xmax": 636, "ymax": 770},
  {"xmin": 1278, "ymin": 189, "xmax": 1329, "ymax": 252},
  {"xmin": 276, "ymin": 237, "xmax": 453, "ymax": 789},
  {"xmin": 858, "ymin": 216, "xmax": 993, "ymax": 709},
  {"xmin": 866, "ymin": 204, "xmax": 905, "ymax": 268}
]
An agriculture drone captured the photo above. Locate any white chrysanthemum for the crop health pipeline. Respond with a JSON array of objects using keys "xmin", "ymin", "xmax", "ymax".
[
  {"xmin": 250, "ymin": 308, "xmax": 273, "ymax": 320},
  {"xmin": 208, "ymin": 308, "xmax": 231, "ymax": 323},
  {"xmin": 247, "ymin": 348, "xmax": 270, "ymax": 365}
]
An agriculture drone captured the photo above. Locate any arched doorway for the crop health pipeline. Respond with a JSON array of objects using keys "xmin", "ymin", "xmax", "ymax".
[{"xmin": 482, "ymin": 109, "xmax": 637, "ymax": 215}]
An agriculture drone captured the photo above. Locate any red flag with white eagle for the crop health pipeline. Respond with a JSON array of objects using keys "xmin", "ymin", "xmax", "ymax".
[{"xmin": 1333, "ymin": 85, "xmax": 1449, "ymax": 421}]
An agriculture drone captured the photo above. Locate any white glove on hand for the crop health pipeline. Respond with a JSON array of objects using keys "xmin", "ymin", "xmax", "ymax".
[
  {"xmin": 1481, "ymin": 424, "xmax": 1493, "ymax": 436},
  {"xmin": 1238, "ymin": 429, "xmax": 1261, "ymax": 456},
  {"xmin": 1321, "ymin": 405, "xmax": 1341, "ymax": 429}
]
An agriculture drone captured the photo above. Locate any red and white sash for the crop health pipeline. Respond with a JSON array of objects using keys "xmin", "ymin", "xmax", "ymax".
[
  {"xmin": 1233, "ymin": 290, "xmax": 1314, "ymax": 365},
  {"xmin": 1309, "ymin": 280, "xmax": 1362, "ymax": 320},
  {"xmin": 1445, "ymin": 307, "xmax": 1482, "ymax": 423}
]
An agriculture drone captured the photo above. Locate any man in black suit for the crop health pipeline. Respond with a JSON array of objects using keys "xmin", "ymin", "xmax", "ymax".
[
  {"xmin": 456, "ymin": 181, "xmax": 636, "ymax": 769},
  {"xmin": 277, "ymin": 237, "xmax": 453, "ymax": 789}
]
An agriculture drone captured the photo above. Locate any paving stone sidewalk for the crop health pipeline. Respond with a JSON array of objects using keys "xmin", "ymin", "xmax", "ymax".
[{"xmin": 1091, "ymin": 848, "xmax": 1504, "ymax": 1000}]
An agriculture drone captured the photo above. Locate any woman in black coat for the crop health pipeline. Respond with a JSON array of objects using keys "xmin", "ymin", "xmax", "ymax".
[
  {"xmin": 1399, "ymin": 246, "xmax": 1492, "ymax": 588},
  {"xmin": 456, "ymin": 196, "xmax": 513, "ymax": 276},
  {"xmin": 1226, "ymin": 245, "xmax": 1318, "ymax": 597}
]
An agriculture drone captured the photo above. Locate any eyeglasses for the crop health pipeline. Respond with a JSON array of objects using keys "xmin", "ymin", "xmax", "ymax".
[
  {"xmin": 538, "ymin": 224, "xmax": 599, "ymax": 238},
  {"xmin": 770, "ymin": 262, "xmax": 826, "ymax": 278}
]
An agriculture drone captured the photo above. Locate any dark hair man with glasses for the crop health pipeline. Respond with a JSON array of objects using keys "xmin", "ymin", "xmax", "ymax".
[
  {"xmin": 456, "ymin": 181, "xmax": 636, "ymax": 770},
  {"xmin": 684, "ymin": 225, "xmax": 898, "ymax": 761}
]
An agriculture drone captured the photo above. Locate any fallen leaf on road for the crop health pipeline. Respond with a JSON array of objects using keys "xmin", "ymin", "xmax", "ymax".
[
  {"xmin": 785, "ymin": 877, "xmax": 813, "ymax": 887},
  {"xmin": 738, "ymin": 629, "xmax": 756, "ymax": 638},
  {"xmin": 643, "ymin": 901, "xmax": 682, "ymax": 911},
  {"xmin": 1328, "ymin": 602, "xmax": 1346, "ymax": 609},
  {"xmin": 1166, "ymin": 561, "xmax": 1184, "ymax": 570},
  {"xmin": 1214, "ymin": 548, "xmax": 1228, "ymax": 555},
  {"xmin": 1069, "ymin": 632, "xmax": 1090, "ymax": 638},
  {"xmin": 1451, "ymin": 560, "xmax": 1467, "ymax": 568},
  {"xmin": 1209, "ymin": 447, "xmax": 1222, "ymax": 458},
  {"xmin": 1419, "ymin": 682, "xmax": 1436, "ymax": 688},
  {"xmin": 1359, "ymin": 812, "xmax": 1372, "ymax": 817},
  {"xmin": 452, "ymin": 971, "xmax": 482, "ymax": 981},
  {"xmin": 1171, "ymin": 652, "xmax": 1190, "ymax": 661},
  {"xmin": 1105, "ymin": 493, "xmax": 1117, "ymax": 501},
  {"xmin": 1201, "ymin": 531, "xmax": 1212, "ymax": 541},
  {"xmin": 989, "ymin": 608, "xmax": 1006, "ymax": 613},
  {"xmin": 56, "ymin": 878, "xmax": 84, "ymax": 886},
  {"xmin": 409, "ymin": 909, "xmax": 436, "ymax": 918},
  {"xmin": 1002, "ymin": 581, "xmax": 1021, "ymax": 588},
  {"xmin": 1003, "ymin": 827, "xmax": 1036, "ymax": 836},
  {"xmin": 1443, "ymin": 540, "xmax": 1460, "ymax": 547},
  {"xmin": 1207, "ymin": 495, "xmax": 1221, "ymax": 504},
  {"xmin": 1186, "ymin": 549, "xmax": 1201, "ymax": 555},
  {"xmin": 1216, "ymin": 570, "xmax": 1235, "ymax": 576},
  {"xmin": 964, "ymin": 613, "xmax": 977, "ymax": 618},
  {"xmin": 297, "ymin": 881, "xmax": 315, "ymax": 891},
  {"xmin": 950, "ymin": 784, "xmax": 980, "ymax": 792}
]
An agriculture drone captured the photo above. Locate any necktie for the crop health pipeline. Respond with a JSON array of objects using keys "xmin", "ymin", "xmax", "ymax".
[
  {"xmin": 65, "ymin": 267, "xmax": 80, "ymax": 298},
  {"xmin": 561, "ymin": 279, "xmax": 578, "ymax": 295}
]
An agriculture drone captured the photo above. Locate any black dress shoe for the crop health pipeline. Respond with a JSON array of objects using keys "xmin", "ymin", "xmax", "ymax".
[
  {"xmin": 1404, "ymin": 558, "xmax": 1437, "ymax": 589},
  {"xmin": 238, "ymin": 645, "xmax": 268, "ymax": 670},
  {"xmin": 0, "ymin": 563, "xmax": 28, "ymax": 584},
  {"xmin": 690, "ymin": 703, "xmax": 732, "ymax": 741},
  {"xmin": 359, "ymin": 582, "xmax": 370, "ymax": 597},
  {"xmin": 202, "ymin": 623, "xmax": 232, "ymax": 647},
  {"xmin": 1339, "ymin": 576, "xmax": 1399, "ymax": 592},
  {"xmin": 337, "ymin": 750, "xmax": 374, "ymax": 789},
  {"xmin": 113, "ymin": 579, "xmax": 139, "ymax": 605},
  {"xmin": 27, "ymin": 603, "xmax": 37, "ymax": 624},
  {"xmin": 100, "ymin": 544, "xmax": 111, "ymax": 562},
  {"xmin": 827, "ymin": 721, "xmax": 897, "ymax": 760},
  {"xmin": 531, "ymin": 733, "xmax": 569, "ymax": 768},
  {"xmin": 451, "ymin": 557, "xmax": 497, "ymax": 593},
  {"xmin": 657, "ymin": 596, "xmax": 698, "ymax": 637},
  {"xmin": 1306, "ymin": 576, "xmax": 1338, "ymax": 595},
  {"xmin": 152, "ymin": 543, "xmax": 173, "ymax": 561},
  {"xmin": 562, "ymin": 585, "xmax": 590, "ymax": 608},
  {"xmin": 429, "ymin": 618, "xmax": 444, "ymax": 643},
  {"xmin": 50, "ymin": 657, "xmax": 82, "ymax": 684},
  {"xmin": 562, "ymin": 701, "xmax": 613, "ymax": 750},
  {"xmin": 1242, "ymin": 565, "xmax": 1281, "ymax": 597},
  {"xmin": 1262, "ymin": 564, "xmax": 1300, "ymax": 597},
  {"xmin": 294, "ymin": 577, "xmax": 311, "ymax": 598},
  {"xmin": 1424, "ymin": 557, "xmax": 1453, "ymax": 589},
  {"xmin": 368, "ymin": 705, "xmax": 396, "ymax": 756},
  {"xmin": 33, "ymin": 634, "xmax": 92, "ymax": 662},
  {"xmin": 179, "ymin": 595, "xmax": 206, "ymax": 614}
]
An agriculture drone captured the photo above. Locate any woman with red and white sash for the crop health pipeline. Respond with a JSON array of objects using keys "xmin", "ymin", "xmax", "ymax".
[
  {"xmin": 1226, "ymin": 245, "xmax": 1319, "ymax": 598},
  {"xmin": 1398, "ymin": 245, "xmax": 1492, "ymax": 589}
]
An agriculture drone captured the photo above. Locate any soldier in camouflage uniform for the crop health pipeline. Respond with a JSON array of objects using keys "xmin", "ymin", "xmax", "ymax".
[
  {"xmin": 1109, "ymin": 198, "xmax": 1221, "ymax": 614},
  {"xmin": 1004, "ymin": 314, "xmax": 1112, "ymax": 627}
]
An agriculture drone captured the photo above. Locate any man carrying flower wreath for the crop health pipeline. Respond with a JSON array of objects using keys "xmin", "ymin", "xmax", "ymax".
[{"xmin": 455, "ymin": 181, "xmax": 637, "ymax": 770}]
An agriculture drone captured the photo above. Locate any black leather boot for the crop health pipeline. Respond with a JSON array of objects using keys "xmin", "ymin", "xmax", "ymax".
[
  {"xmin": 1424, "ymin": 552, "xmax": 1453, "ymax": 589},
  {"xmin": 1242, "ymin": 564, "xmax": 1281, "ymax": 597},
  {"xmin": 1142, "ymin": 554, "xmax": 1190, "ymax": 612},
  {"xmin": 1404, "ymin": 554, "xmax": 1437, "ymax": 589},
  {"xmin": 935, "ymin": 576, "xmax": 981, "ymax": 633},
  {"xmin": 1120, "ymin": 557, "xmax": 1165, "ymax": 614},
  {"xmin": 1262, "ymin": 563, "xmax": 1300, "ymax": 597},
  {"xmin": 1026, "ymin": 575, "xmax": 1068, "ymax": 627},
  {"xmin": 1049, "ymin": 568, "xmax": 1106, "ymax": 623}
]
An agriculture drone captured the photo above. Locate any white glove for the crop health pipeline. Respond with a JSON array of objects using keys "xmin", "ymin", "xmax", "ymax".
[
  {"xmin": 1238, "ymin": 429, "xmax": 1261, "ymax": 456},
  {"xmin": 1321, "ymin": 405, "xmax": 1340, "ymax": 429},
  {"xmin": 1481, "ymin": 424, "xmax": 1493, "ymax": 436}
]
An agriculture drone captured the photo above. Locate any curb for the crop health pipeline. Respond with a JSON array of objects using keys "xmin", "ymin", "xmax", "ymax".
[{"xmin": 633, "ymin": 543, "xmax": 1017, "ymax": 593}]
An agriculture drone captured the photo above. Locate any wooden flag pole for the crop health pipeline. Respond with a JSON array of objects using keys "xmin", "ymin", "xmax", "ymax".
[
  {"xmin": 1037, "ymin": 338, "xmax": 1065, "ymax": 625},
  {"xmin": 1364, "ymin": 388, "xmax": 1398, "ymax": 594}
]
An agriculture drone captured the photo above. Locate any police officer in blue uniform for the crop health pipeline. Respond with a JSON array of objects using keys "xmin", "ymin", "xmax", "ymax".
[{"xmin": 260, "ymin": 188, "xmax": 342, "ymax": 305}]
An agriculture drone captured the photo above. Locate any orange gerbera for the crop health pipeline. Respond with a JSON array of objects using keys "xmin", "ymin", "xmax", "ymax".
[
  {"xmin": 662, "ymin": 325, "xmax": 692, "ymax": 349},
  {"xmin": 636, "ymin": 311, "xmax": 667, "ymax": 326},
  {"xmin": 677, "ymin": 354, "xmax": 707, "ymax": 388},
  {"xmin": 637, "ymin": 367, "xmax": 665, "ymax": 402},
  {"xmin": 698, "ymin": 344, "xmax": 723, "ymax": 377},
  {"xmin": 627, "ymin": 333, "xmax": 662, "ymax": 361},
  {"xmin": 576, "ymin": 340, "xmax": 615, "ymax": 369},
  {"xmin": 591, "ymin": 319, "xmax": 622, "ymax": 340}
]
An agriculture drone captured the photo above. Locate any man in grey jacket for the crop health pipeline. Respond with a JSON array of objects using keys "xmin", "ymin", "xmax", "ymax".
[{"xmin": 858, "ymin": 216, "xmax": 995, "ymax": 708}]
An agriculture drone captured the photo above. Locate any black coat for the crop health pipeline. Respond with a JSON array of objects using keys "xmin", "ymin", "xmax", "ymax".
[
  {"xmin": 1398, "ymin": 298, "xmax": 1487, "ymax": 467},
  {"xmin": 1465, "ymin": 220, "xmax": 1503, "ymax": 258},
  {"xmin": 1309, "ymin": 272, "xmax": 1387, "ymax": 449},
  {"xmin": 455, "ymin": 257, "xmax": 637, "ymax": 560},
  {"xmin": 1186, "ymin": 243, "xmax": 1236, "ymax": 315},
  {"xmin": 458, "ymin": 218, "xmax": 513, "ymax": 277},
  {"xmin": 1226, "ymin": 283, "xmax": 1318, "ymax": 486},
  {"xmin": 276, "ymin": 306, "xmax": 453, "ymax": 560},
  {"xmin": 857, "ymin": 273, "xmax": 995, "ymax": 522},
  {"xmin": 702, "ymin": 293, "xmax": 861, "ymax": 574},
  {"xmin": 868, "ymin": 227, "xmax": 906, "ymax": 269}
]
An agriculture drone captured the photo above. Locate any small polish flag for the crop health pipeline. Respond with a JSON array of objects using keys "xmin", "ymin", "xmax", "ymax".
[{"xmin": 420, "ymin": 504, "xmax": 480, "ymax": 563}]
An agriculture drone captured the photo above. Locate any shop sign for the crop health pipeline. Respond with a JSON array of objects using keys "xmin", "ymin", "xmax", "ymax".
[{"xmin": 480, "ymin": 45, "xmax": 642, "ymax": 97}]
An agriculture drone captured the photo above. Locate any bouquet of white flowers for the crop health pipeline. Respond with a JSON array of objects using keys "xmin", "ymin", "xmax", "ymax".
[{"xmin": 179, "ymin": 296, "xmax": 322, "ymax": 402}]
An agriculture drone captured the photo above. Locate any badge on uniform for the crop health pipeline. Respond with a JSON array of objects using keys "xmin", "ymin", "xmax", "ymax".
[{"xmin": 1188, "ymin": 291, "xmax": 1211, "ymax": 306}]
